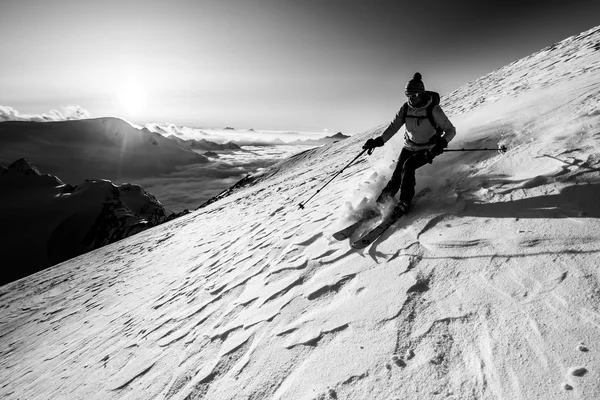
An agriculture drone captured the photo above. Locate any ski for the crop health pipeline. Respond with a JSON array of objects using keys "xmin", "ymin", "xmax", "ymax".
[
  {"xmin": 350, "ymin": 207, "xmax": 407, "ymax": 249},
  {"xmin": 332, "ymin": 210, "xmax": 380, "ymax": 241}
]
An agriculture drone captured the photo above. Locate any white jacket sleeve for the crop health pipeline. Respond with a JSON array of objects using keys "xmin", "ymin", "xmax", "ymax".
[{"xmin": 379, "ymin": 107, "xmax": 406, "ymax": 144}]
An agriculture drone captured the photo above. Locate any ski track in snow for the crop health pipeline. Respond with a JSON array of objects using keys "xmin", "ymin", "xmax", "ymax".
[{"xmin": 2, "ymin": 25, "xmax": 600, "ymax": 400}]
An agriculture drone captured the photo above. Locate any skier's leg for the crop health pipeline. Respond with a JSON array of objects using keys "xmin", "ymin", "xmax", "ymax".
[
  {"xmin": 376, "ymin": 148, "xmax": 414, "ymax": 203},
  {"xmin": 398, "ymin": 151, "xmax": 429, "ymax": 205}
]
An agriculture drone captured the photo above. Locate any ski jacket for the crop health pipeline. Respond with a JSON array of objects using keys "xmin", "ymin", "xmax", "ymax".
[{"xmin": 378, "ymin": 97, "xmax": 456, "ymax": 151}]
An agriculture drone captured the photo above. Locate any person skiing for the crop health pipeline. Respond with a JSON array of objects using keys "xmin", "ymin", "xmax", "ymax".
[{"xmin": 362, "ymin": 72, "xmax": 456, "ymax": 214}]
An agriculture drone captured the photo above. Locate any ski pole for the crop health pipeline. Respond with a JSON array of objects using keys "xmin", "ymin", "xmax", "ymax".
[
  {"xmin": 298, "ymin": 148, "xmax": 372, "ymax": 210},
  {"xmin": 443, "ymin": 145, "xmax": 508, "ymax": 154}
]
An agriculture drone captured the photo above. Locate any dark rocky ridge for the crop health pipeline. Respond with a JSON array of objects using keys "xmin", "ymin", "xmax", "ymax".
[{"xmin": 0, "ymin": 158, "xmax": 189, "ymax": 285}]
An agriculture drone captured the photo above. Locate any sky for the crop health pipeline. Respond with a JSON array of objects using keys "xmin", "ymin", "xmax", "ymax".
[{"xmin": 1, "ymin": 0, "xmax": 600, "ymax": 134}]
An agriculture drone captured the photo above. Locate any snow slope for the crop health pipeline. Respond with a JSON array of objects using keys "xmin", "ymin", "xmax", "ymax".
[{"xmin": 1, "ymin": 26, "xmax": 600, "ymax": 400}]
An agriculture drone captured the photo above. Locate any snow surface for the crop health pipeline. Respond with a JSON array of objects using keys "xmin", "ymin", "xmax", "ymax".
[{"xmin": 2, "ymin": 26, "xmax": 600, "ymax": 400}]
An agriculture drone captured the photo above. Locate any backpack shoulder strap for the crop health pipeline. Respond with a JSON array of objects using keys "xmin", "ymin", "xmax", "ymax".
[
  {"xmin": 426, "ymin": 104, "xmax": 437, "ymax": 128},
  {"xmin": 425, "ymin": 91, "xmax": 442, "ymax": 132},
  {"xmin": 401, "ymin": 102, "xmax": 408, "ymax": 120}
]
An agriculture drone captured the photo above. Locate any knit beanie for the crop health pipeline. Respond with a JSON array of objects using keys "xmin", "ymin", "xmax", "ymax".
[{"xmin": 405, "ymin": 72, "xmax": 425, "ymax": 94}]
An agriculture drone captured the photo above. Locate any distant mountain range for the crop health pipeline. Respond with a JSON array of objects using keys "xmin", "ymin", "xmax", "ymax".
[
  {"xmin": 0, "ymin": 158, "xmax": 189, "ymax": 285},
  {"xmin": 231, "ymin": 132, "xmax": 350, "ymax": 147},
  {"xmin": 165, "ymin": 131, "xmax": 350, "ymax": 148},
  {"xmin": 167, "ymin": 135, "xmax": 242, "ymax": 151},
  {"xmin": 287, "ymin": 132, "xmax": 350, "ymax": 145}
]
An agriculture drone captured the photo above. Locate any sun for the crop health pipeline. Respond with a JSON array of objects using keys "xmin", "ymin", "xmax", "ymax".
[{"xmin": 117, "ymin": 78, "xmax": 148, "ymax": 117}]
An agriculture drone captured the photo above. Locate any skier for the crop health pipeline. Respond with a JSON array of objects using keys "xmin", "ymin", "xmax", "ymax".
[{"xmin": 362, "ymin": 72, "xmax": 456, "ymax": 214}]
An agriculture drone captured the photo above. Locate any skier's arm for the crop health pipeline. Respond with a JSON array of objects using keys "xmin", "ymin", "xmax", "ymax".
[
  {"xmin": 379, "ymin": 107, "xmax": 406, "ymax": 144},
  {"xmin": 432, "ymin": 106, "xmax": 456, "ymax": 143}
]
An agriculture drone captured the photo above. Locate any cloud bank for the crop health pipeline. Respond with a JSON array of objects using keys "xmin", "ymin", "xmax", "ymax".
[
  {"xmin": 0, "ymin": 105, "xmax": 91, "ymax": 122},
  {"xmin": 130, "ymin": 145, "xmax": 309, "ymax": 212}
]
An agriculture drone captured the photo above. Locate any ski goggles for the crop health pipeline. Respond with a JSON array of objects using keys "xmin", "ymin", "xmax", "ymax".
[{"xmin": 405, "ymin": 92, "xmax": 422, "ymax": 99}]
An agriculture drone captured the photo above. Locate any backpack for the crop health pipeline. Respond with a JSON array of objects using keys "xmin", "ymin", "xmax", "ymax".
[{"xmin": 400, "ymin": 91, "xmax": 443, "ymax": 144}]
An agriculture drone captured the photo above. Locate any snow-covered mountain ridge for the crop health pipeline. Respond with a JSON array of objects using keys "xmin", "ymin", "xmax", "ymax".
[
  {"xmin": 0, "ymin": 117, "xmax": 208, "ymax": 185},
  {"xmin": 1, "ymin": 26, "xmax": 600, "ymax": 400}
]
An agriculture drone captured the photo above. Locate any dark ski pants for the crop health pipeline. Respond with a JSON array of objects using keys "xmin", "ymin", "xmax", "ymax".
[{"xmin": 376, "ymin": 147, "xmax": 430, "ymax": 205}]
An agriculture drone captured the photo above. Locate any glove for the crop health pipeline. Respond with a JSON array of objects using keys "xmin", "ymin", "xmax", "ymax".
[
  {"xmin": 427, "ymin": 136, "xmax": 448, "ymax": 163},
  {"xmin": 362, "ymin": 137, "xmax": 384, "ymax": 150}
]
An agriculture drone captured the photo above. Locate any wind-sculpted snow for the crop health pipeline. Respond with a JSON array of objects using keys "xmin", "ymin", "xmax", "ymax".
[{"xmin": 2, "ymin": 25, "xmax": 600, "ymax": 400}]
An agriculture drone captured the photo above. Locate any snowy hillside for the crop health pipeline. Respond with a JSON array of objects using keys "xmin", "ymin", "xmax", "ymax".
[{"xmin": 1, "ymin": 26, "xmax": 600, "ymax": 400}]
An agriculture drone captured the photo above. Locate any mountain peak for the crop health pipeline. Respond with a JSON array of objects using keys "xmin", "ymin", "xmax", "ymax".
[
  {"xmin": 5, "ymin": 158, "xmax": 41, "ymax": 176},
  {"xmin": 327, "ymin": 132, "xmax": 349, "ymax": 140}
]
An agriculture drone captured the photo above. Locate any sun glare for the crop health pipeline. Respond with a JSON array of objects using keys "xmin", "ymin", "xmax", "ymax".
[{"xmin": 117, "ymin": 78, "xmax": 148, "ymax": 118}]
